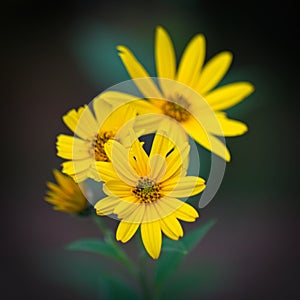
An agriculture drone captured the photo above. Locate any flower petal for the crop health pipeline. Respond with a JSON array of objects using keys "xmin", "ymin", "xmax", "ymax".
[
  {"xmin": 105, "ymin": 140, "xmax": 139, "ymax": 185},
  {"xmin": 155, "ymin": 26, "xmax": 176, "ymax": 95},
  {"xmin": 176, "ymin": 34, "xmax": 206, "ymax": 88},
  {"xmin": 155, "ymin": 26, "xmax": 176, "ymax": 80},
  {"xmin": 161, "ymin": 176, "xmax": 205, "ymax": 198},
  {"xmin": 62, "ymin": 106, "xmax": 86, "ymax": 137},
  {"xmin": 95, "ymin": 161, "xmax": 119, "ymax": 182},
  {"xmin": 183, "ymin": 115, "xmax": 231, "ymax": 161},
  {"xmin": 102, "ymin": 103, "xmax": 136, "ymax": 133},
  {"xmin": 74, "ymin": 105, "xmax": 99, "ymax": 138},
  {"xmin": 116, "ymin": 221, "xmax": 140, "ymax": 243},
  {"xmin": 161, "ymin": 196, "xmax": 199, "ymax": 221},
  {"xmin": 212, "ymin": 113, "xmax": 248, "ymax": 136},
  {"xmin": 161, "ymin": 142, "xmax": 190, "ymax": 182},
  {"xmin": 103, "ymin": 180, "xmax": 133, "ymax": 197},
  {"xmin": 175, "ymin": 203, "xmax": 199, "ymax": 222},
  {"xmin": 98, "ymin": 91, "xmax": 141, "ymax": 107},
  {"xmin": 141, "ymin": 220, "xmax": 162, "ymax": 259},
  {"xmin": 56, "ymin": 135, "xmax": 90, "ymax": 160},
  {"xmin": 204, "ymin": 82, "xmax": 255, "ymax": 111},
  {"xmin": 150, "ymin": 133, "xmax": 174, "ymax": 158},
  {"xmin": 160, "ymin": 214, "xmax": 183, "ymax": 240},
  {"xmin": 61, "ymin": 159, "xmax": 91, "ymax": 181},
  {"xmin": 94, "ymin": 196, "xmax": 121, "ymax": 215},
  {"xmin": 117, "ymin": 45, "xmax": 163, "ymax": 99},
  {"xmin": 46, "ymin": 182, "xmax": 70, "ymax": 200},
  {"xmin": 196, "ymin": 51, "xmax": 233, "ymax": 94},
  {"xmin": 52, "ymin": 169, "xmax": 75, "ymax": 194},
  {"xmin": 149, "ymin": 154, "xmax": 167, "ymax": 182},
  {"xmin": 132, "ymin": 113, "xmax": 165, "ymax": 138},
  {"xmin": 92, "ymin": 95, "xmax": 114, "ymax": 126},
  {"xmin": 129, "ymin": 137, "xmax": 150, "ymax": 176},
  {"xmin": 121, "ymin": 203, "xmax": 145, "ymax": 223}
]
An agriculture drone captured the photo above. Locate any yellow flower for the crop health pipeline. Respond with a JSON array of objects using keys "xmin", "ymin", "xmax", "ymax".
[
  {"xmin": 56, "ymin": 95, "xmax": 137, "ymax": 183},
  {"xmin": 117, "ymin": 26, "xmax": 255, "ymax": 161},
  {"xmin": 94, "ymin": 128, "xmax": 206, "ymax": 259},
  {"xmin": 45, "ymin": 169, "xmax": 88, "ymax": 214}
]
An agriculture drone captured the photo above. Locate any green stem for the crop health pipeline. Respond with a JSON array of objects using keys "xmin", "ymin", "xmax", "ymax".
[
  {"xmin": 139, "ymin": 252, "xmax": 151, "ymax": 300},
  {"xmin": 137, "ymin": 237, "xmax": 153, "ymax": 300},
  {"xmin": 92, "ymin": 213, "xmax": 112, "ymax": 238},
  {"xmin": 91, "ymin": 213, "xmax": 138, "ymax": 277}
]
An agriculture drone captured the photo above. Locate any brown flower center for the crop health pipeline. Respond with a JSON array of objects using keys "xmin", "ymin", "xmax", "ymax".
[
  {"xmin": 91, "ymin": 131, "xmax": 115, "ymax": 161},
  {"xmin": 132, "ymin": 177, "xmax": 161, "ymax": 203},
  {"xmin": 161, "ymin": 94, "xmax": 191, "ymax": 122}
]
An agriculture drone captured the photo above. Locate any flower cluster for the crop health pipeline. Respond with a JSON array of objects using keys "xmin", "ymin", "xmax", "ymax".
[{"xmin": 45, "ymin": 26, "xmax": 254, "ymax": 259}]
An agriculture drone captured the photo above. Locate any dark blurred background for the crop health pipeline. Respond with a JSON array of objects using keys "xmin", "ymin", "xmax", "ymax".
[{"xmin": 1, "ymin": 0, "xmax": 298, "ymax": 299}]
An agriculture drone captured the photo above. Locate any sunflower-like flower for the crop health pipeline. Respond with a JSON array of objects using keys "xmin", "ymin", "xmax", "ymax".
[
  {"xmin": 56, "ymin": 95, "xmax": 137, "ymax": 183},
  {"xmin": 94, "ymin": 128, "xmax": 206, "ymax": 259},
  {"xmin": 45, "ymin": 169, "xmax": 88, "ymax": 214},
  {"xmin": 116, "ymin": 26, "xmax": 255, "ymax": 161}
]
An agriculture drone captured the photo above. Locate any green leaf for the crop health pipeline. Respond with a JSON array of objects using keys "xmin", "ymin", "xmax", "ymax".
[
  {"xmin": 154, "ymin": 219, "xmax": 216, "ymax": 288},
  {"xmin": 66, "ymin": 238, "xmax": 134, "ymax": 272}
]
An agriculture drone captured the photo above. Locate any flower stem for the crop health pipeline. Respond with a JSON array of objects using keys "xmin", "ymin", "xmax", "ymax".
[
  {"xmin": 92, "ymin": 213, "xmax": 112, "ymax": 238},
  {"xmin": 91, "ymin": 213, "xmax": 138, "ymax": 277},
  {"xmin": 139, "ymin": 252, "xmax": 151, "ymax": 300}
]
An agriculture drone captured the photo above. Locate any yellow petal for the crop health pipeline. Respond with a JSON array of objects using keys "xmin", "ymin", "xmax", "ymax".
[
  {"xmin": 155, "ymin": 26, "xmax": 176, "ymax": 80},
  {"xmin": 212, "ymin": 113, "xmax": 248, "ymax": 137},
  {"xmin": 149, "ymin": 154, "xmax": 167, "ymax": 182},
  {"xmin": 183, "ymin": 115, "xmax": 231, "ymax": 161},
  {"xmin": 99, "ymin": 91, "xmax": 140, "ymax": 107},
  {"xmin": 73, "ymin": 105, "xmax": 99, "ymax": 138},
  {"xmin": 114, "ymin": 198, "xmax": 140, "ymax": 220},
  {"xmin": 143, "ymin": 203, "xmax": 162, "ymax": 223},
  {"xmin": 95, "ymin": 161, "xmax": 119, "ymax": 182},
  {"xmin": 103, "ymin": 180, "xmax": 132, "ymax": 197},
  {"xmin": 114, "ymin": 201, "xmax": 136, "ymax": 219},
  {"xmin": 156, "ymin": 117, "xmax": 189, "ymax": 148},
  {"xmin": 160, "ymin": 142, "xmax": 190, "ymax": 182},
  {"xmin": 117, "ymin": 45, "xmax": 163, "ymax": 99},
  {"xmin": 155, "ymin": 26, "xmax": 176, "ymax": 95},
  {"xmin": 52, "ymin": 169, "xmax": 75, "ymax": 194},
  {"xmin": 196, "ymin": 51, "xmax": 233, "ymax": 94},
  {"xmin": 175, "ymin": 202, "xmax": 199, "ymax": 222},
  {"xmin": 92, "ymin": 95, "xmax": 114, "ymax": 126},
  {"xmin": 132, "ymin": 113, "xmax": 165, "ymax": 138},
  {"xmin": 46, "ymin": 182, "xmax": 70, "ymax": 200},
  {"xmin": 61, "ymin": 159, "xmax": 90, "ymax": 174},
  {"xmin": 116, "ymin": 221, "xmax": 140, "ymax": 243},
  {"xmin": 150, "ymin": 133, "xmax": 173, "ymax": 158},
  {"xmin": 204, "ymin": 82, "xmax": 255, "ymax": 111},
  {"xmin": 94, "ymin": 196, "xmax": 121, "ymax": 216},
  {"xmin": 105, "ymin": 140, "xmax": 139, "ymax": 185},
  {"xmin": 162, "ymin": 196, "xmax": 199, "ymax": 220},
  {"xmin": 176, "ymin": 34, "xmax": 206, "ymax": 88},
  {"xmin": 56, "ymin": 135, "xmax": 90, "ymax": 160},
  {"xmin": 161, "ymin": 176, "xmax": 205, "ymax": 198},
  {"xmin": 141, "ymin": 221, "xmax": 162, "ymax": 259},
  {"xmin": 160, "ymin": 214, "xmax": 183, "ymax": 240},
  {"xmin": 129, "ymin": 137, "xmax": 150, "ymax": 176},
  {"xmin": 62, "ymin": 106, "xmax": 86, "ymax": 137},
  {"xmin": 102, "ymin": 103, "xmax": 136, "ymax": 133},
  {"xmin": 61, "ymin": 159, "xmax": 91, "ymax": 182}
]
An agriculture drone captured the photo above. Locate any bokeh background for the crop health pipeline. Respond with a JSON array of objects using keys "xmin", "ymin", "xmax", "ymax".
[{"xmin": 2, "ymin": 0, "xmax": 298, "ymax": 299}]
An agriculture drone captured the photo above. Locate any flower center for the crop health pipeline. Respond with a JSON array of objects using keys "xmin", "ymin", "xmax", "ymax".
[
  {"xmin": 132, "ymin": 177, "xmax": 161, "ymax": 203},
  {"xmin": 91, "ymin": 131, "xmax": 115, "ymax": 161},
  {"xmin": 161, "ymin": 94, "xmax": 191, "ymax": 122}
]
